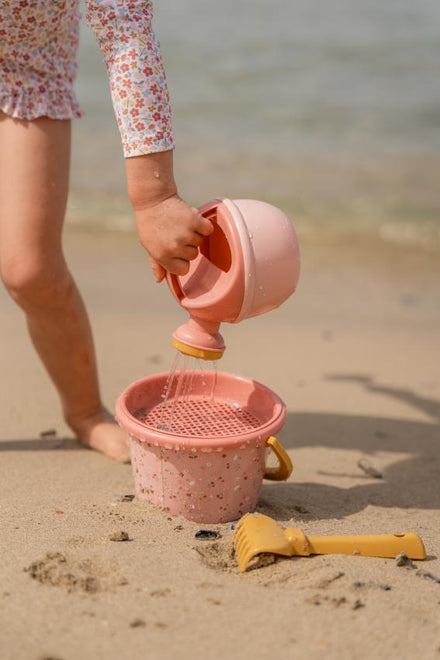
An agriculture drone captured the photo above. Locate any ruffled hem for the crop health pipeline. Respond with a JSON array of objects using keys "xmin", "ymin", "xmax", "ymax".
[{"xmin": 0, "ymin": 87, "xmax": 83, "ymax": 121}]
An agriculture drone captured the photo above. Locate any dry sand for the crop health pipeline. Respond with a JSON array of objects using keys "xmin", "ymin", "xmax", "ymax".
[{"xmin": 0, "ymin": 227, "xmax": 439, "ymax": 660}]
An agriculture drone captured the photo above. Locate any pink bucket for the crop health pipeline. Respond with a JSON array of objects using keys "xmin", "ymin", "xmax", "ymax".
[{"xmin": 115, "ymin": 371, "xmax": 293, "ymax": 523}]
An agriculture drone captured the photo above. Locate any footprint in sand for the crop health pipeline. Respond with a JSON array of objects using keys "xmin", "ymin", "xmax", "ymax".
[{"xmin": 24, "ymin": 551, "xmax": 126, "ymax": 593}]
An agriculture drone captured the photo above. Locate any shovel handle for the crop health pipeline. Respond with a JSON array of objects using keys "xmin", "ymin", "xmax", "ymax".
[
  {"xmin": 303, "ymin": 533, "xmax": 426, "ymax": 560},
  {"xmin": 263, "ymin": 436, "xmax": 293, "ymax": 481}
]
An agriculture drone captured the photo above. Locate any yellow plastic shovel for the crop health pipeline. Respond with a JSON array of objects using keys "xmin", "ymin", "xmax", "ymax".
[{"xmin": 233, "ymin": 513, "xmax": 426, "ymax": 572}]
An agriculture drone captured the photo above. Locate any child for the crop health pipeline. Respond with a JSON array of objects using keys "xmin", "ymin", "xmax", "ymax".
[{"xmin": 0, "ymin": 1, "xmax": 213, "ymax": 461}]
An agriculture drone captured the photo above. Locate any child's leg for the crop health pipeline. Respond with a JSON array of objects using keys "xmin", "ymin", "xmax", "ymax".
[{"xmin": 0, "ymin": 113, "xmax": 129, "ymax": 462}]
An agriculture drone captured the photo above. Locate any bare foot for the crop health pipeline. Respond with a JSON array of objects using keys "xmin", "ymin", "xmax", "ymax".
[{"xmin": 67, "ymin": 408, "xmax": 131, "ymax": 463}]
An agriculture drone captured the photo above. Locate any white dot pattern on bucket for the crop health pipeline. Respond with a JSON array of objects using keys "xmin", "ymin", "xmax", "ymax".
[{"xmin": 130, "ymin": 437, "xmax": 266, "ymax": 524}]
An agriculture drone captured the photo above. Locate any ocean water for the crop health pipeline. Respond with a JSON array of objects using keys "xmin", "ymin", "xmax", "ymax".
[{"xmin": 70, "ymin": 0, "xmax": 440, "ymax": 245}]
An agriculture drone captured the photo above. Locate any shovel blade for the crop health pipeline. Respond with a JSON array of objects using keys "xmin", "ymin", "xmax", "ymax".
[{"xmin": 233, "ymin": 513, "xmax": 294, "ymax": 571}]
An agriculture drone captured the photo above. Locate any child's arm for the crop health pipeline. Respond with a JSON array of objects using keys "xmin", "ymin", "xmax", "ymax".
[{"xmin": 86, "ymin": 1, "xmax": 212, "ymax": 281}]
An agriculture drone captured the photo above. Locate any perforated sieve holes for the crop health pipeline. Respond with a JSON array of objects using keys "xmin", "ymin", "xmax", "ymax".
[
  {"xmin": 135, "ymin": 399, "xmax": 261, "ymax": 437},
  {"xmin": 155, "ymin": 354, "xmax": 219, "ymax": 431}
]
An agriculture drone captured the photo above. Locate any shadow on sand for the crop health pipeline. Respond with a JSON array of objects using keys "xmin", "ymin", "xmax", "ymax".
[
  {"xmin": 259, "ymin": 373, "xmax": 440, "ymax": 520},
  {"xmin": 0, "ymin": 437, "xmax": 80, "ymax": 452},
  {"xmin": 1, "ymin": 373, "xmax": 438, "ymax": 522}
]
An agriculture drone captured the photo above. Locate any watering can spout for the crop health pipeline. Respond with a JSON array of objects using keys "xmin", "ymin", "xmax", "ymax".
[{"xmin": 171, "ymin": 316, "xmax": 225, "ymax": 360}]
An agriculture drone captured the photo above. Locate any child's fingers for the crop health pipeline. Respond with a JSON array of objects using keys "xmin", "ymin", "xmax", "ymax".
[
  {"xmin": 149, "ymin": 244, "xmax": 199, "ymax": 281},
  {"xmin": 179, "ymin": 245, "xmax": 199, "ymax": 261},
  {"xmin": 149, "ymin": 257, "xmax": 166, "ymax": 283},
  {"xmin": 192, "ymin": 209, "xmax": 214, "ymax": 236},
  {"xmin": 166, "ymin": 257, "xmax": 191, "ymax": 276},
  {"xmin": 187, "ymin": 232, "xmax": 205, "ymax": 248}
]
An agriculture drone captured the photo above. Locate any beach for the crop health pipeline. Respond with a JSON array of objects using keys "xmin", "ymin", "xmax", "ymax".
[
  {"xmin": 1, "ymin": 226, "xmax": 439, "ymax": 660},
  {"xmin": 1, "ymin": 2, "xmax": 439, "ymax": 655}
]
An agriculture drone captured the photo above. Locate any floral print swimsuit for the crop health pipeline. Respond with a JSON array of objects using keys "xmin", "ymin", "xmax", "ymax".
[{"xmin": 0, "ymin": 0, "xmax": 174, "ymax": 156}]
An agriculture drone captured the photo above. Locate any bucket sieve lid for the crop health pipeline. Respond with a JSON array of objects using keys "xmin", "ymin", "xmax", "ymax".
[
  {"xmin": 116, "ymin": 370, "xmax": 286, "ymax": 448},
  {"xmin": 134, "ymin": 397, "xmax": 263, "ymax": 438}
]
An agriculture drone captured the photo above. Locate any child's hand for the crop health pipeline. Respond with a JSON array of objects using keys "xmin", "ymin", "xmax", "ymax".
[
  {"xmin": 125, "ymin": 151, "xmax": 213, "ymax": 282},
  {"xmin": 134, "ymin": 194, "xmax": 213, "ymax": 282}
]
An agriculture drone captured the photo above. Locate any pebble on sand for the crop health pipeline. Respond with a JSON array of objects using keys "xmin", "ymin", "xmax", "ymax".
[{"xmin": 109, "ymin": 531, "xmax": 130, "ymax": 542}]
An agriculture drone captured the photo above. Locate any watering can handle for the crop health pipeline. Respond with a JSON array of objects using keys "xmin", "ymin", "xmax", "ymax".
[
  {"xmin": 166, "ymin": 199, "xmax": 221, "ymax": 299},
  {"xmin": 264, "ymin": 436, "xmax": 293, "ymax": 481}
]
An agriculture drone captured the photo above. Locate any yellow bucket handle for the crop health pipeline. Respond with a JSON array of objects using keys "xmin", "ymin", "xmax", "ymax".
[{"xmin": 263, "ymin": 436, "xmax": 293, "ymax": 481}]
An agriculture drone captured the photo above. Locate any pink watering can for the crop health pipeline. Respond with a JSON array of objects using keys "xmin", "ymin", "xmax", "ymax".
[{"xmin": 167, "ymin": 198, "xmax": 301, "ymax": 359}]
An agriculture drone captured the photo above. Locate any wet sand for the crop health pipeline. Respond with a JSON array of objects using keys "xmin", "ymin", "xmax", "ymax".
[{"xmin": 0, "ymin": 227, "xmax": 439, "ymax": 660}]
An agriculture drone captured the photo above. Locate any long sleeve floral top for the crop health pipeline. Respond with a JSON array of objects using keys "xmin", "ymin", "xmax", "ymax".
[
  {"xmin": 87, "ymin": 1, "xmax": 174, "ymax": 156},
  {"xmin": 0, "ymin": 0, "xmax": 174, "ymax": 157}
]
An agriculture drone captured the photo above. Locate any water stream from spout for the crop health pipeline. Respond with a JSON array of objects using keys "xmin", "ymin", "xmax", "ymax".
[{"xmin": 155, "ymin": 351, "xmax": 219, "ymax": 433}]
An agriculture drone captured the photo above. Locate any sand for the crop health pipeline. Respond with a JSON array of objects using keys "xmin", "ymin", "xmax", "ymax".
[{"xmin": 0, "ymin": 227, "xmax": 439, "ymax": 660}]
